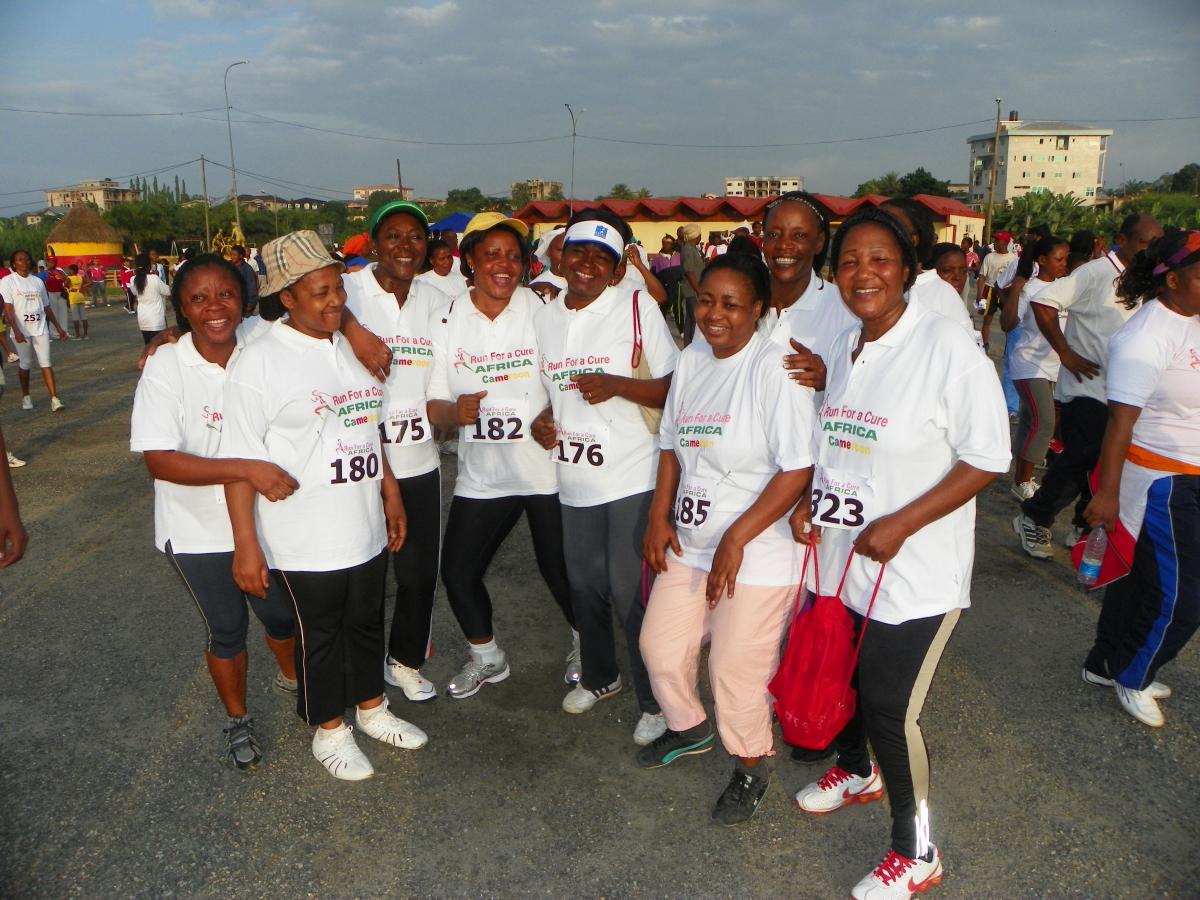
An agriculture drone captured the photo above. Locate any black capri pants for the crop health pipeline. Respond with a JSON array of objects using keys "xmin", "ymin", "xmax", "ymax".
[
  {"xmin": 275, "ymin": 551, "xmax": 388, "ymax": 727},
  {"xmin": 388, "ymin": 468, "xmax": 442, "ymax": 668},
  {"xmin": 441, "ymin": 493, "xmax": 575, "ymax": 641},
  {"xmin": 166, "ymin": 542, "xmax": 295, "ymax": 659}
]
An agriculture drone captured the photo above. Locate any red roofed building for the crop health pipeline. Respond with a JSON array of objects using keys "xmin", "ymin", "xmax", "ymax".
[{"xmin": 515, "ymin": 193, "xmax": 983, "ymax": 248}]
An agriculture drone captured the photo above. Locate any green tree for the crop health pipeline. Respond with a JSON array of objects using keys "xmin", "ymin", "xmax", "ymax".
[
  {"xmin": 596, "ymin": 183, "xmax": 649, "ymax": 200},
  {"xmin": 852, "ymin": 172, "xmax": 902, "ymax": 197},
  {"xmin": 992, "ymin": 192, "xmax": 1092, "ymax": 237},
  {"xmin": 365, "ymin": 190, "xmax": 407, "ymax": 220},
  {"xmin": 897, "ymin": 167, "xmax": 951, "ymax": 198},
  {"xmin": 547, "ymin": 184, "xmax": 564, "ymax": 201}
]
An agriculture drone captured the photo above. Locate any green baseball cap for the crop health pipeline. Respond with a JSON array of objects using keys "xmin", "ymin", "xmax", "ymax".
[{"xmin": 369, "ymin": 200, "xmax": 429, "ymax": 236}]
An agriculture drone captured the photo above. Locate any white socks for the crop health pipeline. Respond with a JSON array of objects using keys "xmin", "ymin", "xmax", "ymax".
[{"xmin": 470, "ymin": 638, "xmax": 503, "ymax": 665}]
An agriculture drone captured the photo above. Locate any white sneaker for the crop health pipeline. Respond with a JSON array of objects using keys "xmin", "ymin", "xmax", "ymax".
[
  {"xmin": 851, "ymin": 846, "xmax": 943, "ymax": 899},
  {"xmin": 384, "ymin": 657, "xmax": 437, "ymax": 703},
  {"xmin": 1064, "ymin": 525, "xmax": 1086, "ymax": 549},
  {"xmin": 1012, "ymin": 514, "xmax": 1053, "ymax": 560},
  {"xmin": 1082, "ymin": 668, "xmax": 1171, "ymax": 699},
  {"xmin": 1115, "ymin": 683, "xmax": 1165, "ymax": 728},
  {"xmin": 564, "ymin": 640, "xmax": 582, "ymax": 685},
  {"xmin": 312, "ymin": 723, "xmax": 374, "ymax": 781},
  {"xmin": 356, "ymin": 697, "xmax": 428, "ymax": 749},
  {"xmin": 562, "ymin": 677, "xmax": 622, "ymax": 714},
  {"xmin": 272, "ymin": 670, "xmax": 297, "ymax": 695},
  {"xmin": 633, "ymin": 712, "xmax": 668, "ymax": 746},
  {"xmin": 1010, "ymin": 480, "xmax": 1039, "ymax": 501},
  {"xmin": 21, "ymin": 396, "xmax": 32, "ymax": 410},
  {"xmin": 50, "ymin": 397, "xmax": 64, "ymax": 412},
  {"xmin": 6, "ymin": 452, "xmax": 26, "ymax": 468},
  {"xmin": 795, "ymin": 763, "xmax": 884, "ymax": 814}
]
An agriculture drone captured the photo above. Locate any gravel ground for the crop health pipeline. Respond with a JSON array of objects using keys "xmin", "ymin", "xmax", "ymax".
[{"xmin": 0, "ymin": 305, "xmax": 1196, "ymax": 898}]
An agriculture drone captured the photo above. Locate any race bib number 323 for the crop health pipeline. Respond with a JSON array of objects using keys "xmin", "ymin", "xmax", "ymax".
[{"xmin": 810, "ymin": 468, "xmax": 872, "ymax": 530}]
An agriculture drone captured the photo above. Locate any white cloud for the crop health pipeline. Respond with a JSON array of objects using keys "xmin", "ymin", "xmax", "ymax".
[{"xmin": 388, "ymin": 2, "xmax": 459, "ymax": 26}]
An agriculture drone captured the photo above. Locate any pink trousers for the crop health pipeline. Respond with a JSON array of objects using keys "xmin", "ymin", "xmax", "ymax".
[{"xmin": 639, "ymin": 562, "xmax": 797, "ymax": 758}]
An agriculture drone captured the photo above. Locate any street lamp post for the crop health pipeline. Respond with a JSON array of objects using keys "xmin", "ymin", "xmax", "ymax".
[
  {"xmin": 564, "ymin": 103, "xmax": 585, "ymax": 217},
  {"xmin": 224, "ymin": 60, "xmax": 248, "ymax": 235}
]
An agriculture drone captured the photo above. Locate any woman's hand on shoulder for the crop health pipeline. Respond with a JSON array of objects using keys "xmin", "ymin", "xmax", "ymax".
[
  {"xmin": 784, "ymin": 340, "xmax": 827, "ymax": 391},
  {"xmin": 137, "ymin": 326, "xmax": 181, "ymax": 370}
]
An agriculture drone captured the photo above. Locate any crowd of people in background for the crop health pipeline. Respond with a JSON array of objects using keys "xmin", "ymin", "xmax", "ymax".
[{"xmin": 0, "ymin": 187, "xmax": 1193, "ymax": 900}]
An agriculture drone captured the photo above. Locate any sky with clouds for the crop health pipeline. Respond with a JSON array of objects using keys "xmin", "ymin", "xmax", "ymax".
[{"xmin": 1, "ymin": 0, "xmax": 1197, "ymax": 212}]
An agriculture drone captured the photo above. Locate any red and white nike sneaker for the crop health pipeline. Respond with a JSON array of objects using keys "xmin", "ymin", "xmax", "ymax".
[
  {"xmin": 794, "ymin": 763, "xmax": 883, "ymax": 814},
  {"xmin": 851, "ymin": 846, "xmax": 943, "ymax": 899}
]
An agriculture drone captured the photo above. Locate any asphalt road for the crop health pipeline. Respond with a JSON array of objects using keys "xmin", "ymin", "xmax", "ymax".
[{"xmin": 1, "ymin": 304, "xmax": 1196, "ymax": 898}]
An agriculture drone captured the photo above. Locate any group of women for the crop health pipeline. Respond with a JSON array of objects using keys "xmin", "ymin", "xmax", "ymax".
[{"xmin": 130, "ymin": 191, "xmax": 1199, "ymax": 900}]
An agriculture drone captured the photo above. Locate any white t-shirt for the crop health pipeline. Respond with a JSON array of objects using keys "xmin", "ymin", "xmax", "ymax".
[
  {"xmin": 662, "ymin": 332, "xmax": 814, "ymax": 586},
  {"xmin": 0, "ymin": 272, "xmax": 51, "ymax": 337},
  {"xmin": 1008, "ymin": 277, "xmax": 1065, "ymax": 382},
  {"xmin": 343, "ymin": 266, "xmax": 443, "ymax": 479},
  {"xmin": 132, "ymin": 273, "xmax": 171, "ymax": 332},
  {"xmin": 428, "ymin": 287, "xmax": 557, "ymax": 499},
  {"xmin": 414, "ymin": 267, "xmax": 469, "ymax": 298},
  {"xmin": 757, "ymin": 273, "xmax": 857, "ymax": 364},
  {"xmin": 813, "ymin": 303, "xmax": 1011, "ymax": 625},
  {"xmin": 534, "ymin": 285, "xmax": 678, "ymax": 507},
  {"xmin": 996, "ymin": 257, "xmax": 1039, "ymax": 291},
  {"xmin": 909, "ymin": 268, "xmax": 975, "ymax": 334},
  {"xmin": 130, "ymin": 333, "xmax": 243, "ymax": 554},
  {"xmin": 979, "ymin": 250, "xmax": 1017, "ymax": 287},
  {"xmin": 1108, "ymin": 299, "xmax": 1200, "ymax": 468},
  {"xmin": 221, "ymin": 321, "xmax": 387, "ymax": 572},
  {"xmin": 1032, "ymin": 252, "xmax": 1134, "ymax": 404}
]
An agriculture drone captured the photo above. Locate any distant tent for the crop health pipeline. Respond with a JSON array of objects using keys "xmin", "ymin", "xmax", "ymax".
[
  {"xmin": 431, "ymin": 211, "xmax": 473, "ymax": 233},
  {"xmin": 45, "ymin": 205, "xmax": 124, "ymax": 268}
]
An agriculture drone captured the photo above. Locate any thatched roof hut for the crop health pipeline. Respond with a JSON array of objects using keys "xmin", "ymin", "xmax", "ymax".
[{"xmin": 45, "ymin": 205, "xmax": 123, "ymax": 269}]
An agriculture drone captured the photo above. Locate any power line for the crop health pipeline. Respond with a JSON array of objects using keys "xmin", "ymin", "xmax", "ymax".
[
  {"xmin": 231, "ymin": 107, "xmax": 570, "ymax": 147},
  {"xmin": 578, "ymin": 119, "xmax": 995, "ymax": 150},
  {"xmin": 0, "ymin": 105, "xmax": 225, "ymax": 118}
]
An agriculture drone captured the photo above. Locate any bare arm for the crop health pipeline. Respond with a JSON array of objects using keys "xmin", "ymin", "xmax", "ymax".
[
  {"xmin": 1000, "ymin": 277, "xmax": 1027, "ymax": 333},
  {"xmin": 642, "ymin": 450, "xmax": 683, "ymax": 574},
  {"xmin": 0, "ymin": 425, "xmax": 28, "ymax": 568},
  {"xmin": 853, "ymin": 462, "xmax": 999, "ymax": 564},
  {"xmin": 707, "ymin": 467, "xmax": 812, "ymax": 605},
  {"xmin": 1031, "ymin": 302, "xmax": 1100, "ymax": 380},
  {"xmin": 143, "ymin": 450, "xmax": 297, "ymax": 501},
  {"xmin": 339, "ymin": 306, "xmax": 392, "ymax": 382},
  {"xmin": 569, "ymin": 372, "xmax": 672, "ymax": 409},
  {"xmin": 225, "ymin": 481, "xmax": 270, "ymax": 599},
  {"xmin": 626, "ymin": 249, "xmax": 667, "ymax": 303}
]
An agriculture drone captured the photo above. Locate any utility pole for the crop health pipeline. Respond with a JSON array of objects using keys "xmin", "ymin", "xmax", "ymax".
[
  {"xmin": 200, "ymin": 155, "xmax": 211, "ymax": 248},
  {"xmin": 564, "ymin": 104, "xmax": 584, "ymax": 217},
  {"xmin": 224, "ymin": 60, "xmax": 248, "ymax": 235},
  {"xmin": 982, "ymin": 98, "xmax": 1002, "ymax": 243},
  {"xmin": 395, "ymin": 158, "xmax": 404, "ymax": 201}
]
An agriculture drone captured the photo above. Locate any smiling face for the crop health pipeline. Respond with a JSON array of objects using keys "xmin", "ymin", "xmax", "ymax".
[
  {"xmin": 696, "ymin": 268, "xmax": 763, "ymax": 358},
  {"xmin": 466, "ymin": 228, "xmax": 523, "ymax": 302},
  {"xmin": 935, "ymin": 249, "xmax": 968, "ymax": 295},
  {"xmin": 372, "ymin": 211, "xmax": 428, "ymax": 283},
  {"xmin": 280, "ymin": 264, "xmax": 346, "ymax": 340},
  {"xmin": 834, "ymin": 222, "xmax": 910, "ymax": 325},
  {"xmin": 178, "ymin": 264, "xmax": 243, "ymax": 354},
  {"xmin": 563, "ymin": 241, "xmax": 622, "ymax": 304},
  {"xmin": 762, "ymin": 200, "xmax": 825, "ymax": 289}
]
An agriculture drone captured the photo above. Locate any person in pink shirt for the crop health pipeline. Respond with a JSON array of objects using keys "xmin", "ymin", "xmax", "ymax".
[{"xmin": 86, "ymin": 259, "xmax": 108, "ymax": 308}]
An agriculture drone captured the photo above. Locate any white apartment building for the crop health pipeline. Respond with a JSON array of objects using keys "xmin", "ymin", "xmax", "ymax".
[
  {"xmin": 724, "ymin": 175, "xmax": 804, "ymax": 198},
  {"xmin": 45, "ymin": 179, "xmax": 141, "ymax": 211},
  {"xmin": 352, "ymin": 184, "xmax": 413, "ymax": 201},
  {"xmin": 512, "ymin": 178, "xmax": 562, "ymax": 201},
  {"xmin": 967, "ymin": 115, "xmax": 1113, "ymax": 208}
]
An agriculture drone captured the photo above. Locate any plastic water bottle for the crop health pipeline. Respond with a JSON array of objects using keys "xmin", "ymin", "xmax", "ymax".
[{"xmin": 1078, "ymin": 528, "xmax": 1108, "ymax": 587}]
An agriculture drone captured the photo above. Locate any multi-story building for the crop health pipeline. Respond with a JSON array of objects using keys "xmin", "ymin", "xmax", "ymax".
[
  {"xmin": 352, "ymin": 184, "xmax": 413, "ymax": 201},
  {"xmin": 967, "ymin": 114, "xmax": 1113, "ymax": 208},
  {"xmin": 45, "ymin": 179, "xmax": 141, "ymax": 211},
  {"xmin": 511, "ymin": 178, "xmax": 562, "ymax": 201},
  {"xmin": 724, "ymin": 176, "xmax": 804, "ymax": 198}
]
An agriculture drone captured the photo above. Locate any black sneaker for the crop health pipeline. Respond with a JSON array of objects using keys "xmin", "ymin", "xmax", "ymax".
[
  {"xmin": 711, "ymin": 765, "xmax": 769, "ymax": 826},
  {"xmin": 223, "ymin": 716, "xmax": 263, "ymax": 770},
  {"xmin": 790, "ymin": 743, "xmax": 834, "ymax": 764},
  {"xmin": 635, "ymin": 723, "xmax": 714, "ymax": 769}
]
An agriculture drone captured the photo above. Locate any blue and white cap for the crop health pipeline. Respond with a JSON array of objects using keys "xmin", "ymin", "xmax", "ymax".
[{"xmin": 563, "ymin": 220, "xmax": 625, "ymax": 261}]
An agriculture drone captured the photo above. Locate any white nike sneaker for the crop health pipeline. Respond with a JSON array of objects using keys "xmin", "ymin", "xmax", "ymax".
[
  {"xmin": 851, "ymin": 846, "xmax": 943, "ymax": 899},
  {"xmin": 384, "ymin": 657, "xmax": 437, "ymax": 703},
  {"xmin": 795, "ymin": 763, "xmax": 884, "ymax": 814}
]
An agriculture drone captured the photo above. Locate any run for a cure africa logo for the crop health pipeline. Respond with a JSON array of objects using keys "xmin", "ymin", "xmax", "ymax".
[
  {"xmin": 820, "ymin": 402, "xmax": 888, "ymax": 455},
  {"xmin": 454, "ymin": 346, "xmax": 536, "ymax": 384}
]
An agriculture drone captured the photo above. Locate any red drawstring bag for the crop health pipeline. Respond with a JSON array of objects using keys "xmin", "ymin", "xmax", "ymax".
[{"xmin": 768, "ymin": 547, "xmax": 885, "ymax": 750}]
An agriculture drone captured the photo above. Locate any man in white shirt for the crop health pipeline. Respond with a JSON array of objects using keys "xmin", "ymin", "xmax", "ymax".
[{"xmin": 1013, "ymin": 213, "xmax": 1163, "ymax": 558}]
